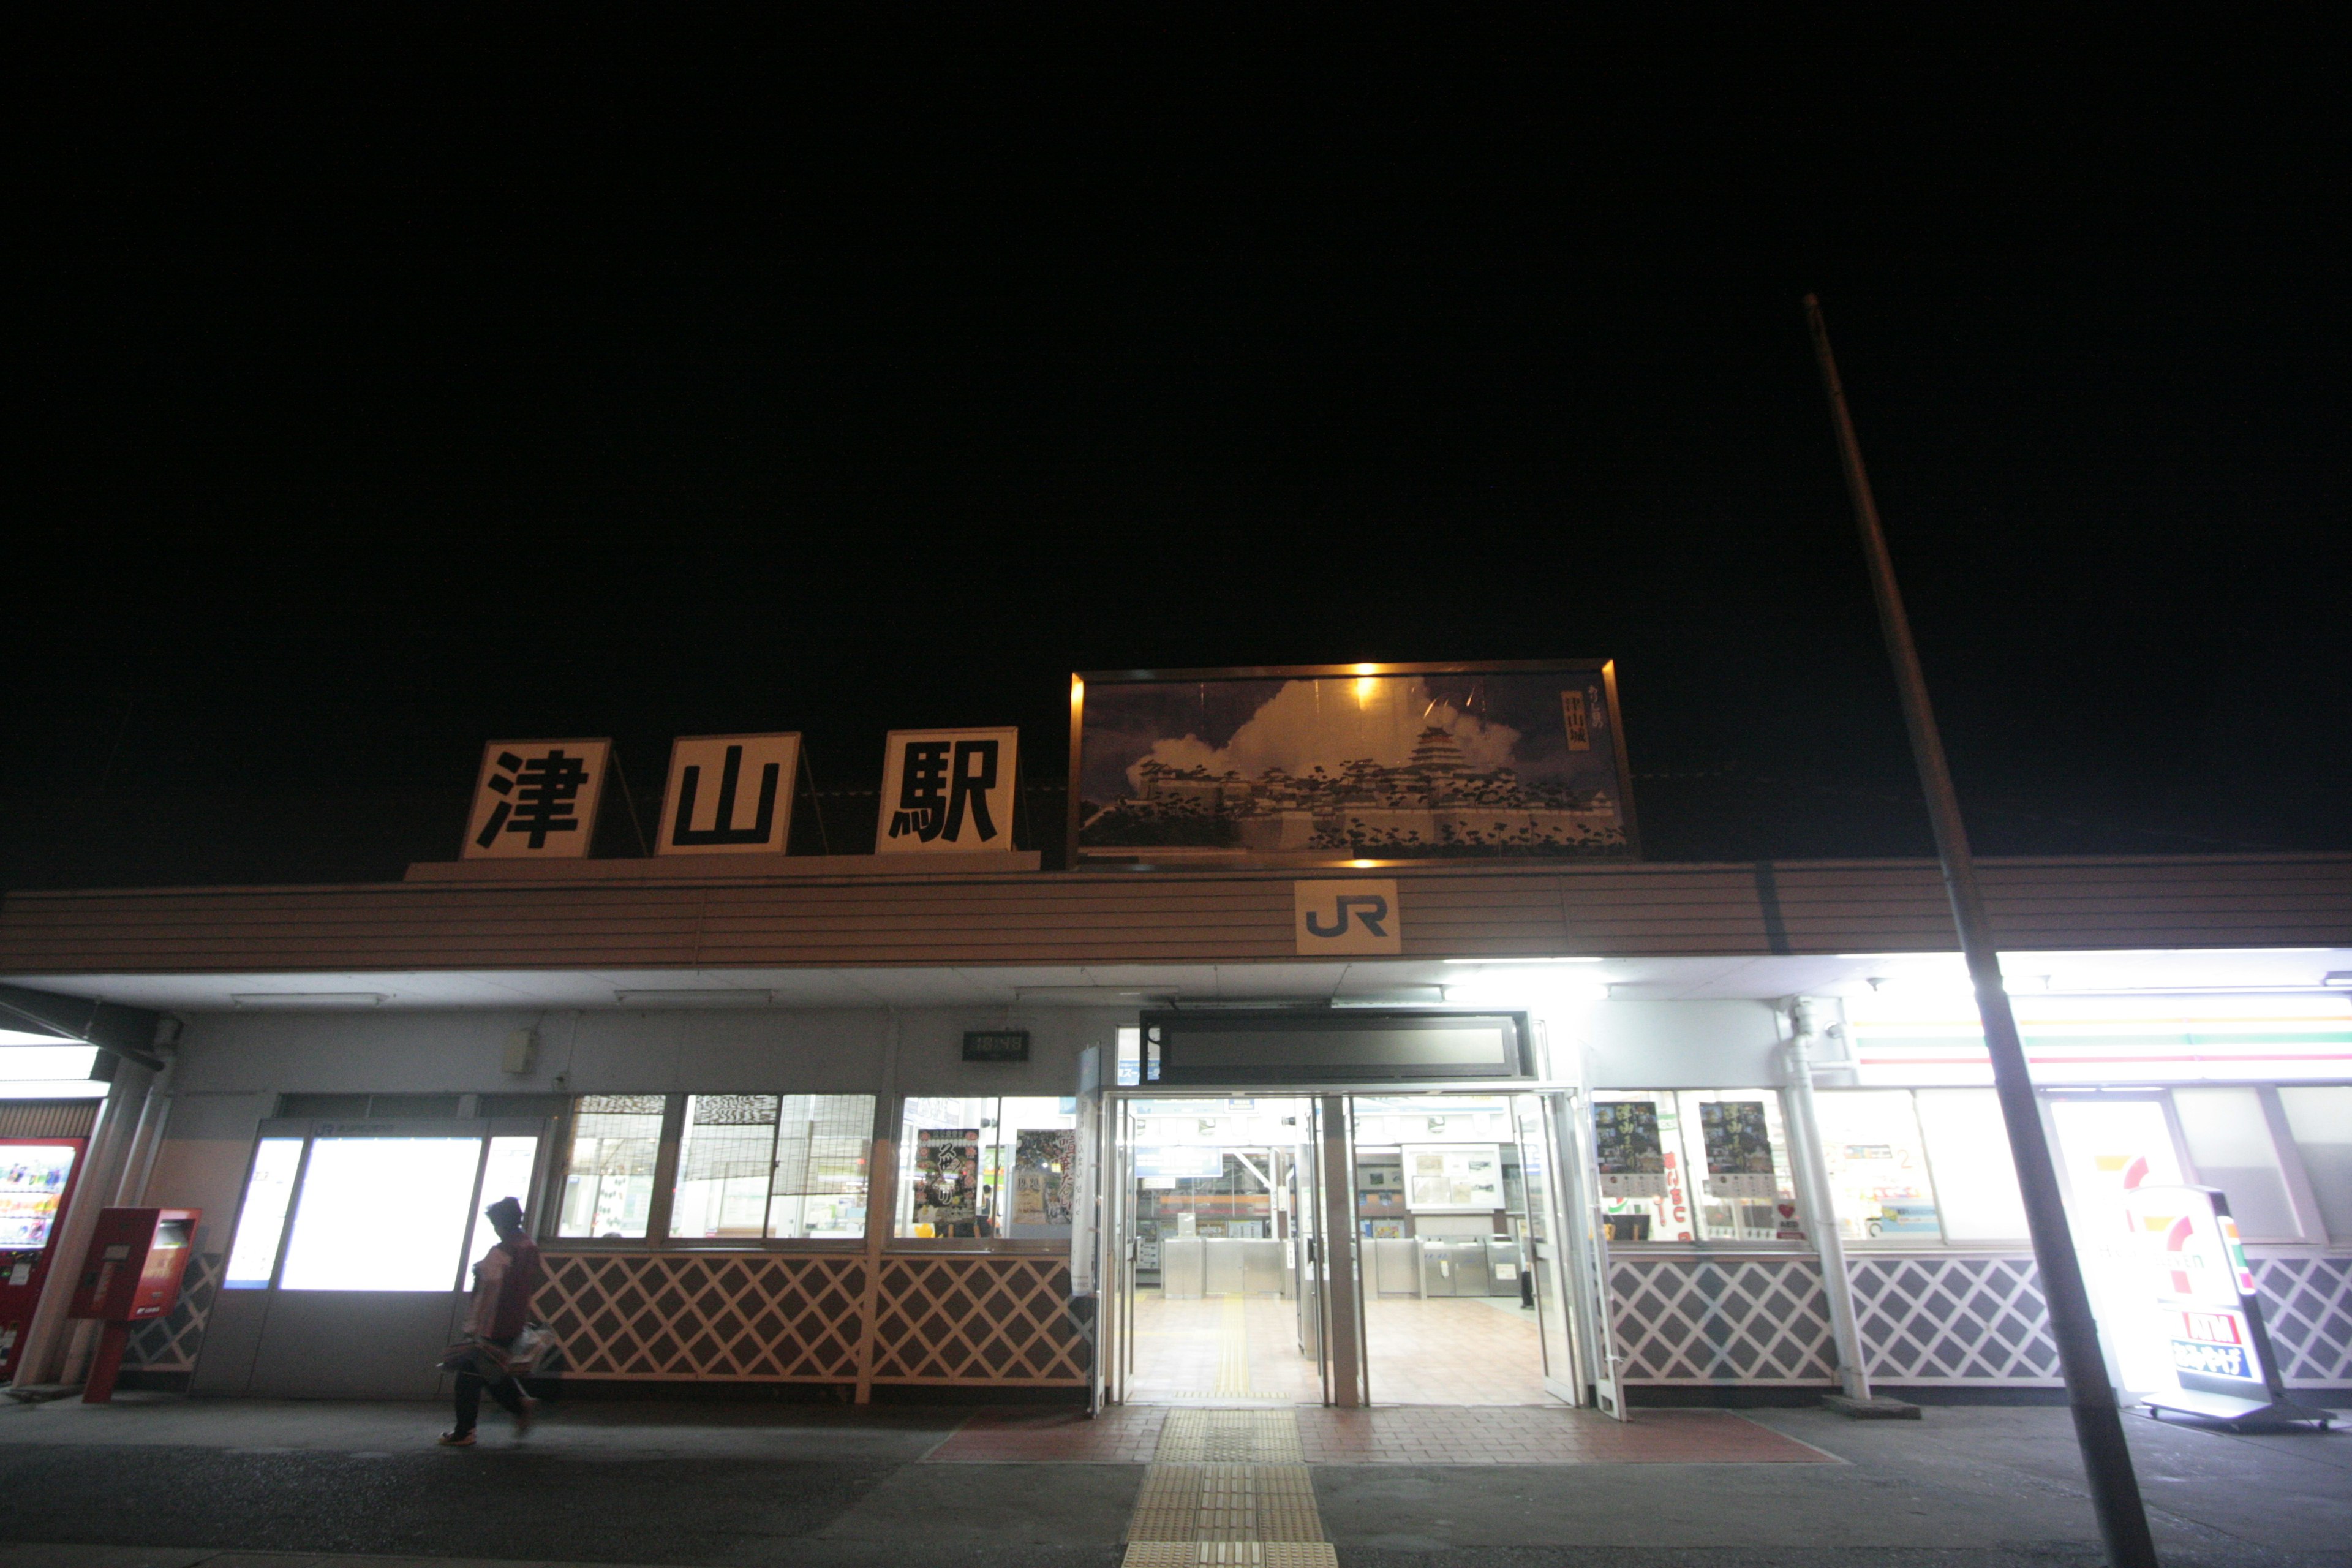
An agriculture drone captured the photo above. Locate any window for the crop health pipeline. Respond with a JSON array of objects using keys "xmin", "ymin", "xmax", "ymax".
[
  {"xmin": 897, "ymin": 1096, "xmax": 1077, "ymax": 1240},
  {"xmin": 466, "ymin": 1135, "xmax": 543, "ymax": 1270},
  {"xmin": 668, "ymin": 1093, "xmax": 874, "ymax": 1241},
  {"xmin": 1813, "ymin": 1090, "xmax": 1941, "ymax": 1243},
  {"xmin": 558, "ymin": 1094, "xmax": 666, "ymax": 1239},
  {"xmin": 2278, "ymin": 1085, "xmax": 2352, "ymax": 1244},
  {"xmin": 2173, "ymin": 1087, "xmax": 2300, "ymax": 1241},
  {"xmin": 278, "ymin": 1136, "xmax": 484, "ymax": 1291},
  {"xmin": 1591, "ymin": 1090, "xmax": 1798, "ymax": 1243},
  {"xmin": 1913, "ymin": 1089, "xmax": 2029, "ymax": 1241},
  {"xmin": 222, "ymin": 1137, "xmax": 304, "ymax": 1288}
]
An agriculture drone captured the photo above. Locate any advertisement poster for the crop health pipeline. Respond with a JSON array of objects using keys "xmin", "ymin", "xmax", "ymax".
[
  {"xmin": 0, "ymin": 1145, "xmax": 78, "ymax": 1250},
  {"xmin": 913, "ymin": 1128, "xmax": 980, "ymax": 1227},
  {"xmin": 1403, "ymin": 1145, "xmax": 1503, "ymax": 1211},
  {"xmin": 1594, "ymin": 1101, "xmax": 1668, "ymax": 1198},
  {"xmin": 1698, "ymin": 1101, "xmax": 1777, "ymax": 1199},
  {"xmin": 1012, "ymin": 1128, "xmax": 1077, "ymax": 1227},
  {"xmin": 1072, "ymin": 665, "xmax": 1635, "ymax": 864}
]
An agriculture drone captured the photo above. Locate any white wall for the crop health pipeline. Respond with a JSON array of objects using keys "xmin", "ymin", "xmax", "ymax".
[{"xmin": 1583, "ymin": 1000, "xmax": 1787, "ymax": 1089}]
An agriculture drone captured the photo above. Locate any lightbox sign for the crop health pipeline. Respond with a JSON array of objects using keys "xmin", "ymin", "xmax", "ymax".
[
  {"xmin": 1141, "ymin": 1009, "xmax": 1531, "ymax": 1086},
  {"xmin": 2121, "ymin": 1183, "xmax": 2329, "ymax": 1427},
  {"xmin": 1069, "ymin": 662, "xmax": 1637, "ymax": 867}
]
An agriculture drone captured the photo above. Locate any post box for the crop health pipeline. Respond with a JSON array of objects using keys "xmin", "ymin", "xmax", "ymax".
[{"xmin": 68, "ymin": 1207, "xmax": 200, "ymax": 1403}]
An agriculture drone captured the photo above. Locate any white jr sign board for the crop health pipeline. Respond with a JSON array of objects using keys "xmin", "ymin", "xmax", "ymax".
[
  {"xmin": 876, "ymin": 728, "xmax": 1018, "ymax": 853},
  {"xmin": 462, "ymin": 739, "xmax": 612, "ymax": 859},
  {"xmin": 1293, "ymin": 879, "xmax": 1402, "ymax": 956},
  {"xmin": 657, "ymin": 733, "xmax": 801, "ymax": 856}
]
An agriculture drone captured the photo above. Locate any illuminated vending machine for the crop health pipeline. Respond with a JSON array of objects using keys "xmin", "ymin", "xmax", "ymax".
[
  {"xmin": 2122, "ymin": 1184, "xmax": 2332, "ymax": 1431},
  {"xmin": 66, "ymin": 1207, "xmax": 201, "ymax": 1403},
  {"xmin": 0, "ymin": 1138, "xmax": 88, "ymax": 1382}
]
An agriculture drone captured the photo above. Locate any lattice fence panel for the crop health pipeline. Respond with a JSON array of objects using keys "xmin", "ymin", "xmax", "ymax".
[
  {"xmin": 871, "ymin": 1254, "xmax": 1088, "ymax": 1384},
  {"xmin": 1847, "ymin": 1254, "xmax": 2060, "ymax": 1384},
  {"xmin": 2253, "ymin": 1255, "xmax": 2352, "ymax": 1387},
  {"xmin": 1610, "ymin": 1255, "xmax": 1834, "ymax": 1384},
  {"xmin": 536, "ymin": 1251, "xmax": 867, "ymax": 1380},
  {"xmin": 124, "ymin": 1253, "xmax": 222, "ymax": 1374}
]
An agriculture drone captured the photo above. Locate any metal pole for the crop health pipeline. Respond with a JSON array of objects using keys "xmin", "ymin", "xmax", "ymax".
[
  {"xmin": 1804, "ymin": 295, "xmax": 2158, "ymax": 1567},
  {"xmin": 1784, "ymin": 998, "xmax": 1869, "ymax": 1400}
]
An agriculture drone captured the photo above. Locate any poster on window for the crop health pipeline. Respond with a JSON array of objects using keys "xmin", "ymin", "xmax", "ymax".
[
  {"xmin": 913, "ymin": 1128, "xmax": 980, "ymax": 1226},
  {"xmin": 1011, "ymin": 1128, "xmax": 1077, "ymax": 1227},
  {"xmin": 1593, "ymin": 1101, "xmax": 1668, "ymax": 1198},
  {"xmin": 1403, "ymin": 1145, "xmax": 1504, "ymax": 1211},
  {"xmin": 1699, "ymin": 1101, "xmax": 1777, "ymax": 1198}
]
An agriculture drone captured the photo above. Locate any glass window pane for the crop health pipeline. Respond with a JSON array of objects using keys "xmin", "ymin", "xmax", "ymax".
[
  {"xmin": 1914, "ymin": 1088, "xmax": 2029, "ymax": 1240},
  {"xmin": 899, "ymin": 1098, "xmax": 990, "ymax": 1238},
  {"xmin": 1813, "ymin": 1090, "xmax": 1942, "ymax": 1243},
  {"xmin": 671, "ymin": 1095, "xmax": 780, "ymax": 1240},
  {"xmin": 465, "ymin": 1136, "xmax": 543, "ymax": 1269},
  {"xmin": 769, "ymin": 1095, "xmax": 873, "ymax": 1240},
  {"xmin": 1000, "ymin": 1097, "xmax": 1079, "ymax": 1240},
  {"xmin": 2279, "ymin": 1085, "xmax": 2352, "ymax": 1244},
  {"xmin": 223, "ymin": 1137, "xmax": 304, "ymax": 1288},
  {"xmin": 557, "ymin": 1094, "xmax": 666, "ymax": 1239},
  {"xmin": 2172, "ymin": 1087, "xmax": 2300, "ymax": 1241},
  {"xmin": 1591, "ymin": 1091, "xmax": 1692, "ymax": 1243},
  {"xmin": 279, "ymin": 1137, "xmax": 483, "ymax": 1291},
  {"xmin": 1677, "ymin": 1091, "xmax": 1800, "ymax": 1243}
]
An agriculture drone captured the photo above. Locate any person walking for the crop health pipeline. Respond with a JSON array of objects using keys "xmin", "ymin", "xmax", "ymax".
[{"xmin": 439, "ymin": 1196, "xmax": 543, "ymax": 1446}]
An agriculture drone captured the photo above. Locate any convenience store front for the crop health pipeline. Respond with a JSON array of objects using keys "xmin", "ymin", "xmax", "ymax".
[{"xmin": 3, "ymin": 858, "xmax": 2350, "ymax": 1411}]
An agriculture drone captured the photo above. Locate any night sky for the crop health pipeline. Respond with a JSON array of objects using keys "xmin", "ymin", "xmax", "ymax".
[{"xmin": 12, "ymin": 21, "xmax": 2345, "ymax": 889}]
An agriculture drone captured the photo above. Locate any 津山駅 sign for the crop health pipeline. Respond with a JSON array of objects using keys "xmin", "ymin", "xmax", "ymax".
[
  {"xmin": 657, "ymin": 733, "xmax": 801, "ymax": 856},
  {"xmin": 462, "ymin": 739, "xmax": 613, "ymax": 859},
  {"xmin": 877, "ymin": 728, "xmax": 1018, "ymax": 854},
  {"xmin": 1069, "ymin": 662, "xmax": 1636, "ymax": 865}
]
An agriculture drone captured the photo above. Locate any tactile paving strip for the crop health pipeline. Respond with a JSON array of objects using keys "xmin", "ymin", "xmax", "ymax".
[
  {"xmin": 1120, "ymin": 1546, "xmax": 1339, "ymax": 1567},
  {"xmin": 1124, "ymin": 1408, "xmax": 1332, "ymax": 1568},
  {"xmin": 1156, "ymin": 1409, "xmax": 1307, "ymax": 1463}
]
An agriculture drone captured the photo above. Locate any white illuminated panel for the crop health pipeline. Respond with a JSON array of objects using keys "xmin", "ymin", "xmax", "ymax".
[
  {"xmin": 0, "ymin": 1044, "xmax": 108, "ymax": 1099},
  {"xmin": 464, "ymin": 1136, "xmax": 541, "ymax": 1272},
  {"xmin": 279, "ymin": 1137, "xmax": 483, "ymax": 1292},
  {"xmin": 223, "ymin": 1138, "xmax": 306, "ymax": 1288}
]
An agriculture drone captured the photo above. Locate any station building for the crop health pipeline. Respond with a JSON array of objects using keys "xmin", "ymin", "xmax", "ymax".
[{"xmin": 4, "ymin": 850, "xmax": 2347, "ymax": 1414}]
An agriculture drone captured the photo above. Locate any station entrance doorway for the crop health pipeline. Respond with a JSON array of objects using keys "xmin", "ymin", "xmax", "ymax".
[{"xmin": 1099, "ymin": 1089, "xmax": 1596, "ymax": 1410}]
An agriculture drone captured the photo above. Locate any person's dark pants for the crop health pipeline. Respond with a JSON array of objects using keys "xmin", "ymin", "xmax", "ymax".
[{"xmin": 453, "ymin": 1336, "xmax": 524, "ymax": 1435}]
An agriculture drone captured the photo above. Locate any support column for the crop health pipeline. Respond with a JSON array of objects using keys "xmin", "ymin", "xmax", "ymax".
[
  {"xmin": 851, "ymin": 1012, "xmax": 903, "ymax": 1404},
  {"xmin": 1783, "ymin": 997, "xmax": 1871, "ymax": 1401},
  {"xmin": 1316, "ymin": 1095, "xmax": 1362, "ymax": 1408},
  {"xmin": 13, "ymin": 1063, "xmax": 151, "ymax": 1387}
]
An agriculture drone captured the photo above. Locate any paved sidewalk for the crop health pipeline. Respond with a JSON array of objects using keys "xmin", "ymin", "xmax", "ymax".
[{"xmin": 1, "ymin": 1393, "xmax": 2345, "ymax": 1567}]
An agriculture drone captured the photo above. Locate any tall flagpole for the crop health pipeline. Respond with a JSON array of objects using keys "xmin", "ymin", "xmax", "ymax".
[{"xmin": 1804, "ymin": 295, "xmax": 2159, "ymax": 1568}]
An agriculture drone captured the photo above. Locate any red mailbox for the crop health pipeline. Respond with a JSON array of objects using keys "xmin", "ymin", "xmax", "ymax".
[{"xmin": 69, "ymin": 1207, "xmax": 200, "ymax": 1403}]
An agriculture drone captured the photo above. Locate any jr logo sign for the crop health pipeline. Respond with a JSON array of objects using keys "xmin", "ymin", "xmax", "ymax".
[{"xmin": 1294, "ymin": 879, "xmax": 1403, "ymax": 956}]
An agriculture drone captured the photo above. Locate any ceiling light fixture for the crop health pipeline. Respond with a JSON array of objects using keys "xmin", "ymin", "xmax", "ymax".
[{"xmin": 230, "ymin": 992, "xmax": 392, "ymax": 1008}]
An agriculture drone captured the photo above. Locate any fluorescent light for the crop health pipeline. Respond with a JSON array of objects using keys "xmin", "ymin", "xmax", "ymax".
[
  {"xmin": 230, "ymin": 992, "xmax": 391, "ymax": 1008},
  {"xmin": 0, "ymin": 1079, "xmax": 109, "ymax": 1099},
  {"xmin": 2326, "ymin": 972, "xmax": 2352, "ymax": 989},
  {"xmin": 1440, "ymin": 956, "xmax": 1605, "ymax": 965},
  {"xmin": 0, "ymin": 1045, "xmax": 104, "ymax": 1080},
  {"xmin": 1443, "ymin": 979, "xmax": 1608, "ymax": 1006},
  {"xmin": 612, "ymin": 988, "xmax": 777, "ymax": 1006},
  {"xmin": 0, "ymin": 1026, "xmax": 82, "ymax": 1047}
]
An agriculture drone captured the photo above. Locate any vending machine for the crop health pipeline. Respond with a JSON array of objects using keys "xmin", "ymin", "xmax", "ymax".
[
  {"xmin": 66, "ymin": 1206, "xmax": 202, "ymax": 1403},
  {"xmin": 0, "ymin": 1138, "xmax": 88, "ymax": 1382}
]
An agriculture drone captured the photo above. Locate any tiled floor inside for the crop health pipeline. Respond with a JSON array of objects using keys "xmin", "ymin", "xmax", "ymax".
[{"xmin": 1126, "ymin": 1289, "xmax": 1551, "ymax": 1406}]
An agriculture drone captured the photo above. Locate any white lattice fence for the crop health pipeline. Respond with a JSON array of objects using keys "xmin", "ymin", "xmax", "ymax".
[
  {"xmin": 536, "ymin": 1251, "xmax": 867, "ymax": 1380},
  {"xmin": 1610, "ymin": 1254, "xmax": 1834, "ymax": 1384},
  {"xmin": 1847, "ymin": 1254, "xmax": 2060, "ymax": 1384},
  {"xmin": 124, "ymin": 1253, "xmax": 222, "ymax": 1375},
  {"xmin": 871, "ymin": 1254, "xmax": 1088, "ymax": 1384},
  {"xmin": 2253, "ymin": 1256, "xmax": 2352, "ymax": 1387}
]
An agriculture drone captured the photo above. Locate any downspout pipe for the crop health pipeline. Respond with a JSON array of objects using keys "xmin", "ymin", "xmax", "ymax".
[{"xmin": 1784, "ymin": 997, "xmax": 1871, "ymax": 1401}]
